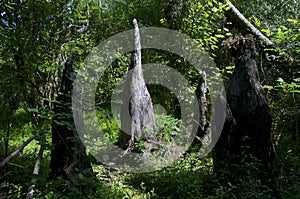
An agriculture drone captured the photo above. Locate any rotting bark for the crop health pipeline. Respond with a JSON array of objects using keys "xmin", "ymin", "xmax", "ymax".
[
  {"xmin": 212, "ymin": 94, "xmax": 239, "ymax": 173},
  {"xmin": 221, "ymin": 0, "xmax": 293, "ymax": 79},
  {"xmin": 50, "ymin": 58, "xmax": 92, "ymax": 179},
  {"xmin": 120, "ymin": 19, "xmax": 157, "ymax": 158},
  {"xmin": 216, "ymin": 35, "xmax": 275, "ymax": 175},
  {"xmin": 192, "ymin": 71, "xmax": 210, "ymax": 145}
]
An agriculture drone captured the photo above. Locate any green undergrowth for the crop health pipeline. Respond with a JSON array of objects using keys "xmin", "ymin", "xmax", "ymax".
[
  {"xmin": 1, "ymin": 141, "xmax": 300, "ymax": 198},
  {"xmin": 1, "ymin": 113, "xmax": 300, "ymax": 198}
]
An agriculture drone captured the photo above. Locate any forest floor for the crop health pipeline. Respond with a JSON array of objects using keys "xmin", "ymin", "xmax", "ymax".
[{"xmin": 0, "ymin": 128, "xmax": 300, "ymax": 199}]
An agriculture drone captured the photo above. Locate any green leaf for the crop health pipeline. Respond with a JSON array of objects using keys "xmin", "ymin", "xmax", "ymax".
[
  {"xmin": 263, "ymin": 85, "xmax": 274, "ymax": 90},
  {"xmin": 277, "ymin": 78, "xmax": 285, "ymax": 83},
  {"xmin": 290, "ymin": 90, "xmax": 300, "ymax": 93}
]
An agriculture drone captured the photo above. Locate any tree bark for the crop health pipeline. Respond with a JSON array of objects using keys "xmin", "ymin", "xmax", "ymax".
[
  {"xmin": 120, "ymin": 19, "xmax": 157, "ymax": 158},
  {"xmin": 212, "ymin": 94, "xmax": 238, "ymax": 172},
  {"xmin": 192, "ymin": 72, "xmax": 210, "ymax": 145},
  {"xmin": 50, "ymin": 58, "xmax": 92, "ymax": 179},
  {"xmin": 214, "ymin": 35, "xmax": 275, "ymax": 175}
]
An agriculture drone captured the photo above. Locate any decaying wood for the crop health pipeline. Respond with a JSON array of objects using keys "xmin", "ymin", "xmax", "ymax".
[
  {"xmin": 222, "ymin": 0, "xmax": 294, "ymax": 70},
  {"xmin": 0, "ymin": 135, "xmax": 36, "ymax": 169},
  {"xmin": 50, "ymin": 58, "xmax": 92, "ymax": 179},
  {"xmin": 26, "ymin": 133, "xmax": 46, "ymax": 199},
  {"xmin": 130, "ymin": 18, "xmax": 156, "ymax": 141},
  {"xmin": 120, "ymin": 19, "xmax": 157, "ymax": 156},
  {"xmin": 222, "ymin": 0, "xmax": 274, "ymax": 47},
  {"xmin": 215, "ymin": 35, "xmax": 275, "ymax": 174},
  {"xmin": 192, "ymin": 72, "xmax": 210, "ymax": 145},
  {"xmin": 196, "ymin": 71, "xmax": 208, "ymax": 133},
  {"xmin": 212, "ymin": 94, "xmax": 238, "ymax": 172}
]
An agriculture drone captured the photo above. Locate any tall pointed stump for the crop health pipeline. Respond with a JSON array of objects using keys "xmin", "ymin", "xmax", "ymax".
[{"xmin": 120, "ymin": 19, "xmax": 157, "ymax": 159}]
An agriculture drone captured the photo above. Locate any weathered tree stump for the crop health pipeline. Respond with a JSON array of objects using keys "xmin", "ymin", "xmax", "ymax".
[
  {"xmin": 119, "ymin": 19, "xmax": 157, "ymax": 159},
  {"xmin": 212, "ymin": 94, "xmax": 239, "ymax": 172},
  {"xmin": 213, "ymin": 35, "xmax": 275, "ymax": 175},
  {"xmin": 50, "ymin": 58, "xmax": 92, "ymax": 179}
]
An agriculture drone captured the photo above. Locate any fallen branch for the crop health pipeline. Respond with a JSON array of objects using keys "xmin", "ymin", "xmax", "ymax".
[
  {"xmin": 223, "ymin": 0, "xmax": 274, "ymax": 47},
  {"xmin": 26, "ymin": 133, "xmax": 46, "ymax": 199},
  {"xmin": 0, "ymin": 135, "xmax": 36, "ymax": 169}
]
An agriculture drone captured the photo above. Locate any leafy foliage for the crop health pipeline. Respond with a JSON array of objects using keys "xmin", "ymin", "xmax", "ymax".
[{"xmin": 0, "ymin": 0, "xmax": 299, "ymax": 198}]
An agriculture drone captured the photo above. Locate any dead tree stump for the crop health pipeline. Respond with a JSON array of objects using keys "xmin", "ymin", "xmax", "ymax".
[
  {"xmin": 213, "ymin": 35, "xmax": 275, "ymax": 175},
  {"xmin": 119, "ymin": 19, "xmax": 157, "ymax": 159},
  {"xmin": 212, "ymin": 94, "xmax": 239, "ymax": 172},
  {"xmin": 50, "ymin": 58, "xmax": 92, "ymax": 179}
]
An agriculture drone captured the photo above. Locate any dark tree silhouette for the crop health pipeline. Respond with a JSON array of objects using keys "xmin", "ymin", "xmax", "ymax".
[
  {"xmin": 50, "ymin": 58, "xmax": 92, "ymax": 179},
  {"xmin": 212, "ymin": 94, "xmax": 238, "ymax": 172},
  {"xmin": 213, "ymin": 35, "xmax": 275, "ymax": 175}
]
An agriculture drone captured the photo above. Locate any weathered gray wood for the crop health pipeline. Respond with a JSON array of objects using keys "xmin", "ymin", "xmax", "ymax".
[
  {"xmin": 192, "ymin": 72, "xmax": 209, "ymax": 145},
  {"xmin": 26, "ymin": 133, "xmax": 46, "ymax": 199},
  {"xmin": 120, "ymin": 19, "xmax": 157, "ymax": 156}
]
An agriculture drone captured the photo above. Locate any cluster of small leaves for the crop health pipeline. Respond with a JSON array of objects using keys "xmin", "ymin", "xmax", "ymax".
[
  {"xmin": 263, "ymin": 77, "xmax": 300, "ymax": 93},
  {"xmin": 182, "ymin": 0, "xmax": 230, "ymax": 53},
  {"xmin": 261, "ymin": 19, "xmax": 300, "ymax": 94},
  {"xmin": 156, "ymin": 114, "xmax": 182, "ymax": 142}
]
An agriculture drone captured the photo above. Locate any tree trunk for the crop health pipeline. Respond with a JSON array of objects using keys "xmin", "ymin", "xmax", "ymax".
[
  {"xmin": 119, "ymin": 19, "xmax": 157, "ymax": 159},
  {"xmin": 212, "ymin": 94, "xmax": 238, "ymax": 172},
  {"xmin": 213, "ymin": 35, "xmax": 275, "ymax": 175},
  {"xmin": 50, "ymin": 58, "xmax": 92, "ymax": 179}
]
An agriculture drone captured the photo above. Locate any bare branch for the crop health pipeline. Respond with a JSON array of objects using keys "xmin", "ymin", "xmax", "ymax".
[
  {"xmin": 0, "ymin": 135, "xmax": 36, "ymax": 169},
  {"xmin": 223, "ymin": 0, "xmax": 274, "ymax": 47},
  {"xmin": 26, "ymin": 133, "xmax": 46, "ymax": 199}
]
